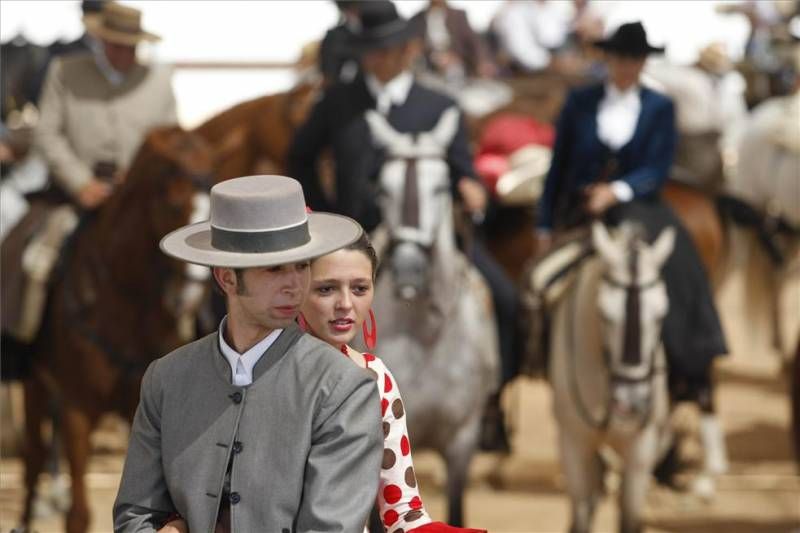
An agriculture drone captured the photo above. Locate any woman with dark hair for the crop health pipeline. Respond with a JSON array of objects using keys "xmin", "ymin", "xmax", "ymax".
[{"xmin": 299, "ymin": 232, "xmax": 485, "ymax": 533}]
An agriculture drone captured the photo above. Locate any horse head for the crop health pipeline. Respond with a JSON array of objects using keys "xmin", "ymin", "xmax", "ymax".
[
  {"xmin": 592, "ymin": 221, "xmax": 675, "ymax": 429},
  {"xmin": 365, "ymin": 107, "xmax": 460, "ymax": 301},
  {"xmin": 117, "ymin": 126, "xmax": 215, "ymax": 320}
]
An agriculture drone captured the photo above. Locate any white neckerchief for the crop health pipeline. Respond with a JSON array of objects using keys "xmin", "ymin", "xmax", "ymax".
[
  {"xmin": 218, "ymin": 316, "xmax": 282, "ymax": 387},
  {"xmin": 91, "ymin": 42, "xmax": 126, "ymax": 86},
  {"xmin": 597, "ymin": 82, "xmax": 642, "ymax": 151},
  {"xmin": 365, "ymin": 71, "xmax": 414, "ymax": 115}
]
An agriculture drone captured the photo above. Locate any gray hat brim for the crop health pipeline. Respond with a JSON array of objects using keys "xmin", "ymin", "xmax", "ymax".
[{"xmin": 160, "ymin": 212, "xmax": 362, "ymax": 268}]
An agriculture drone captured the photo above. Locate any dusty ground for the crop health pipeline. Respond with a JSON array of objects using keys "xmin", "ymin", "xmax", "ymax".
[{"xmin": 1, "ymin": 270, "xmax": 799, "ymax": 532}]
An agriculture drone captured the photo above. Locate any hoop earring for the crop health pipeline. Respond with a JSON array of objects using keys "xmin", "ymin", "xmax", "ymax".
[
  {"xmin": 362, "ymin": 309, "xmax": 377, "ymax": 351},
  {"xmin": 297, "ymin": 313, "xmax": 309, "ymax": 332}
]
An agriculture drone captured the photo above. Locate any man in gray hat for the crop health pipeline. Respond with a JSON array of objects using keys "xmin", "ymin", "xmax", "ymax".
[{"xmin": 113, "ymin": 175, "xmax": 383, "ymax": 533}]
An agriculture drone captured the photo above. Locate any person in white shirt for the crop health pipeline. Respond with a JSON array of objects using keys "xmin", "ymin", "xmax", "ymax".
[{"xmin": 491, "ymin": 0, "xmax": 573, "ymax": 73}]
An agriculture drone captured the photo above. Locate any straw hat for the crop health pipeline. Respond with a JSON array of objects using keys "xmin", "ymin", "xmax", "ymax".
[
  {"xmin": 697, "ymin": 43, "xmax": 732, "ymax": 75},
  {"xmin": 83, "ymin": 2, "xmax": 160, "ymax": 46},
  {"xmin": 160, "ymin": 175, "xmax": 362, "ymax": 268}
]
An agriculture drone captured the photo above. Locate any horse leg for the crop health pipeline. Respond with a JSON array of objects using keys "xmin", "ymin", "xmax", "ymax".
[
  {"xmin": 618, "ymin": 427, "xmax": 659, "ymax": 533},
  {"xmin": 21, "ymin": 376, "xmax": 48, "ymax": 528},
  {"xmin": 443, "ymin": 418, "xmax": 480, "ymax": 527},
  {"xmin": 61, "ymin": 404, "xmax": 94, "ymax": 533},
  {"xmin": 558, "ymin": 430, "xmax": 601, "ymax": 533}
]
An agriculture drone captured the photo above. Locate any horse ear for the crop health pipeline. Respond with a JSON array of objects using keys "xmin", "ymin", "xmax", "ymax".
[
  {"xmin": 430, "ymin": 107, "xmax": 460, "ymax": 147},
  {"xmin": 364, "ymin": 110, "xmax": 402, "ymax": 149},
  {"xmin": 592, "ymin": 221, "xmax": 619, "ymax": 262},
  {"xmin": 649, "ymin": 226, "xmax": 676, "ymax": 269}
]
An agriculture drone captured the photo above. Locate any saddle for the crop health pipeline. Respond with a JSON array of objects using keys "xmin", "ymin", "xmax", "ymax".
[
  {"xmin": 520, "ymin": 228, "xmax": 594, "ymax": 377},
  {"xmin": 1, "ymin": 197, "xmax": 78, "ymax": 344}
]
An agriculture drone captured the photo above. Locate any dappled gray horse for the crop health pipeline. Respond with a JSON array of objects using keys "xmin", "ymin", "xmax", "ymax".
[
  {"xmin": 548, "ymin": 223, "xmax": 675, "ymax": 533},
  {"xmin": 366, "ymin": 107, "xmax": 499, "ymax": 526}
]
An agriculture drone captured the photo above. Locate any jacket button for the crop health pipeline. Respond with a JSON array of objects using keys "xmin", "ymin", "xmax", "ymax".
[
  {"xmin": 229, "ymin": 492, "xmax": 241, "ymax": 505},
  {"xmin": 232, "ymin": 441, "xmax": 243, "ymax": 454},
  {"xmin": 230, "ymin": 392, "xmax": 242, "ymax": 404}
]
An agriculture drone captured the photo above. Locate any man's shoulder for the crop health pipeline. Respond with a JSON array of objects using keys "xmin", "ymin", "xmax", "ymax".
[
  {"xmin": 409, "ymin": 79, "xmax": 459, "ymax": 110},
  {"xmin": 288, "ymin": 334, "xmax": 373, "ymax": 386},
  {"xmin": 154, "ymin": 332, "xmax": 217, "ymax": 372},
  {"xmin": 568, "ymin": 83, "xmax": 604, "ymax": 105},
  {"xmin": 51, "ymin": 51, "xmax": 96, "ymax": 79},
  {"xmin": 641, "ymin": 86, "xmax": 674, "ymax": 110}
]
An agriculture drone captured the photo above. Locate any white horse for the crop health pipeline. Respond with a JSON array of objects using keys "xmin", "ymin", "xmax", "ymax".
[
  {"xmin": 549, "ymin": 222, "xmax": 675, "ymax": 533},
  {"xmin": 720, "ymin": 90, "xmax": 800, "ymax": 363},
  {"xmin": 366, "ymin": 107, "xmax": 499, "ymax": 526}
]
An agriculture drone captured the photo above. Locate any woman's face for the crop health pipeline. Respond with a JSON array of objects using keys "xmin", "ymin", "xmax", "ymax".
[
  {"xmin": 301, "ymin": 249, "xmax": 375, "ymax": 347},
  {"xmin": 607, "ymin": 53, "xmax": 646, "ymax": 91}
]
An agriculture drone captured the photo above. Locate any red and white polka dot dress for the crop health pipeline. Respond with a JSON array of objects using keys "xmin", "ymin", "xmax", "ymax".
[
  {"xmin": 362, "ymin": 352, "xmax": 432, "ymax": 533},
  {"xmin": 346, "ymin": 348, "xmax": 485, "ymax": 533}
]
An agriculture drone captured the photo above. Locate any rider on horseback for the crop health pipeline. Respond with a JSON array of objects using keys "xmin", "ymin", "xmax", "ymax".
[
  {"xmin": 289, "ymin": 0, "xmax": 521, "ymax": 452},
  {"xmin": 532, "ymin": 22, "xmax": 729, "ymax": 482},
  {"xmin": 2, "ymin": 2, "xmax": 176, "ymax": 345}
]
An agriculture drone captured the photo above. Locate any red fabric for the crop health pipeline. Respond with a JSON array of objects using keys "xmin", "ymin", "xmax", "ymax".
[
  {"xmin": 474, "ymin": 113, "xmax": 554, "ymax": 194},
  {"xmin": 408, "ymin": 522, "xmax": 487, "ymax": 533}
]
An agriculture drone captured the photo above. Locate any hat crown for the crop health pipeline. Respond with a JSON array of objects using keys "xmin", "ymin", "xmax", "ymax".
[
  {"xmin": 101, "ymin": 2, "xmax": 143, "ymax": 34},
  {"xmin": 359, "ymin": 1, "xmax": 403, "ymax": 33},
  {"xmin": 595, "ymin": 21, "xmax": 664, "ymax": 56},
  {"xmin": 210, "ymin": 175, "xmax": 307, "ymax": 232}
]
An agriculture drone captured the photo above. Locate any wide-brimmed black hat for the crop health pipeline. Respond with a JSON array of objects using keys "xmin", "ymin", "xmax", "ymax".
[
  {"xmin": 349, "ymin": 0, "xmax": 419, "ymax": 52},
  {"xmin": 594, "ymin": 22, "xmax": 664, "ymax": 57}
]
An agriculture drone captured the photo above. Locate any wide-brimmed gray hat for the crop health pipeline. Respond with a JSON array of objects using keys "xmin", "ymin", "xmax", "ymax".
[{"xmin": 160, "ymin": 175, "xmax": 362, "ymax": 268}]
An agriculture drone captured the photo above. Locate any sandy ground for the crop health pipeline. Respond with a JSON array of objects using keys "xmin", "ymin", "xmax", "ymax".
[{"xmin": 1, "ymin": 268, "xmax": 799, "ymax": 532}]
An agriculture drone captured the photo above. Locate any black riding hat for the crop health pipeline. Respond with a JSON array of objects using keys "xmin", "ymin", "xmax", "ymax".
[
  {"xmin": 348, "ymin": 0, "xmax": 419, "ymax": 52},
  {"xmin": 594, "ymin": 21, "xmax": 665, "ymax": 57}
]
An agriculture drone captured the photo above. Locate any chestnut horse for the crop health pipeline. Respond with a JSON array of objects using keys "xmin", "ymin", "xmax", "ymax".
[
  {"xmin": 194, "ymin": 78, "xmax": 320, "ymax": 182},
  {"xmin": 20, "ymin": 127, "xmax": 214, "ymax": 533}
]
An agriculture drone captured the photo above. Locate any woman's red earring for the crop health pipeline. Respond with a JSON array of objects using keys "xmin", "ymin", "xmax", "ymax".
[
  {"xmin": 297, "ymin": 313, "xmax": 308, "ymax": 332},
  {"xmin": 362, "ymin": 309, "xmax": 377, "ymax": 350}
]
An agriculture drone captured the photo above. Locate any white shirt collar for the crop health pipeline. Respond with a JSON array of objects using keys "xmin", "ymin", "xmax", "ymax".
[
  {"xmin": 91, "ymin": 44, "xmax": 126, "ymax": 86},
  {"xmin": 218, "ymin": 316, "xmax": 282, "ymax": 387},
  {"xmin": 365, "ymin": 71, "xmax": 414, "ymax": 115},
  {"xmin": 605, "ymin": 82, "xmax": 640, "ymax": 102}
]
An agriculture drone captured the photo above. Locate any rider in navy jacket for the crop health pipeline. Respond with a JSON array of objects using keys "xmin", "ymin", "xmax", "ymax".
[{"xmin": 537, "ymin": 83, "xmax": 676, "ymax": 231}]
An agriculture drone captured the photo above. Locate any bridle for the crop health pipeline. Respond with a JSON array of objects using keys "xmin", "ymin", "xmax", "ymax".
[{"xmin": 566, "ymin": 248, "xmax": 666, "ymax": 431}]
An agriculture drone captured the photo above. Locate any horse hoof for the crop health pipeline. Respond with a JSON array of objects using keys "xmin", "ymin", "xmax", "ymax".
[
  {"xmin": 49, "ymin": 475, "xmax": 72, "ymax": 512},
  {"xmin": 32, "ymin": 496, "xmax": 56, "ymax": 519},
  {"xmin": 690, "ymin": 473, "xmax": 716, "ymax": 502}
]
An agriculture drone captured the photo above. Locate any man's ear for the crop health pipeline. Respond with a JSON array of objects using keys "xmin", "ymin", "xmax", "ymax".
[
  {"xmin": 405, "ymin": 38, "xmax": 423, "ymax": 62},
  {"xmin": 212, "ymin": 267, "xmax": 237, "ymax": 296}
]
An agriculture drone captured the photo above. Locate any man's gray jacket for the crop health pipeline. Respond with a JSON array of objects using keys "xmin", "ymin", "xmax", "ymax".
[{"xmin": 113, "ymin": 325, "xmax": 383, "ymax": 532}]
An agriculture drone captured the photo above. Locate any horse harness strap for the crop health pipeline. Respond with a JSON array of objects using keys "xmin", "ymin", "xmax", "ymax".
[{"xmin": 566, "ymin": 262, "xmax": 664, "ymax": 432}]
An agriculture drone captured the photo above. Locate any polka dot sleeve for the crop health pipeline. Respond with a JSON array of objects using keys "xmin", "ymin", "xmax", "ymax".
[{"xmin": 367, "ymin": 354, "xmax": 432, "ymax": 533}]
